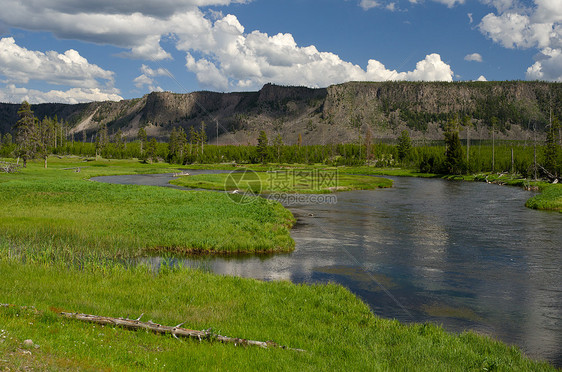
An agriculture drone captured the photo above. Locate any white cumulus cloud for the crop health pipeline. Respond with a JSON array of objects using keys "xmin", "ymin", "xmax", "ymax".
[
  {"xmin": 464, "ymin": 53, "xmax": 483, "ymax": 62},
  {"xmin": 0, "ymin": 37, "xmax": 115, "ymax": 88},
  {"xmin": 479, "ymin": 0, "xmax": 562, "ymax": 81},
  {"xmin": 180, "ymin": 15, "xmax": 454, "ymax": 90},
  {"xmin": 359, "ymin": 0, "xmax": 381, "ymax": 10},
  {"xmin": 431, "ymin": 0, "xmax": 465, "ymax": 8},
  {"xmin": 133, "ymin": 64, "xmax": 171, "ymax": 92},
  {"xmin": 0, "ymin": 84, "xmax": 122, "ymax": 104}
]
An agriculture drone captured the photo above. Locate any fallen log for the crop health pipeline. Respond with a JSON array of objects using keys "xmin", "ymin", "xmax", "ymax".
[
  {"xmin": 59, "ymin": 312, "xmax": 305, "ymax": 352},
  {"xmin": 0, "ymin": 161, "xmax": 21, "ymax": 173}
]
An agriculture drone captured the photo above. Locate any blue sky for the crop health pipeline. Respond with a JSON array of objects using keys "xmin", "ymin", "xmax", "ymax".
[{"xmin": 0, "ymin": 0, "xmax": 560, "ymax": 103}]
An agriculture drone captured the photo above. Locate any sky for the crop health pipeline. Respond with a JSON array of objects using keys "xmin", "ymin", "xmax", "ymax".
[{"xmin": 0, "ymin": 0, "xmax": 560, "ymax": 104}]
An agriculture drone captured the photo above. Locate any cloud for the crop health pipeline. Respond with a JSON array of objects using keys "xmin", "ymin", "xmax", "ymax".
[
  {"xmin": 0, "ymin": 37, "xmax": 122, "ymax": 103},
  {"xmin": 478, "ymin": 0, "xmax": 562, "ymax": 81},
  {"xmin": 386, "ymin": 3, "xmax": 397, "ymax": 11},
  {"xmin": 0, "ymin": 1, "xmax": 250, "ymax": 60},
  {"xmin": 181, "ymin": 14, "xmax": 453, "ymax": 90},
  {"xmin": 0, "ymin": 1, "xmax": 454, "ymax": 94},
  {"xmin": 133, "ymin": 64, "xmax": 170, "ymax": 92},
  {"xmin": 0, "ymin": 37, "xmax": 115, "ymax": 88},
  {"xmin": 431, "ymin": 0, "xmax": 465, "ymax": 7},
  {"xmin": 359, "ymin": 0, "xmax": 380, "ymax": 10},
  {"xmin": 476, "ymin": 75, "xmax": 488, "ymax": 81},
  {"xmin": 464, "ymin": 53, "xmax": 483, "ymax": 62},
  {"xmin": 526, "ymin": 47, "xmax": 562, "ymax": 81},
  {"xmin": 0, "ymin": 84, "xmax": 122, "ymax": 104}
]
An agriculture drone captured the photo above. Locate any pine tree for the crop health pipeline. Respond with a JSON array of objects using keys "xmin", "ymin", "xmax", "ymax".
[
  {"xmin": 257, "ymin": 130, "xmax": 269, "ymax": 163},
  {"xmin": 14, "ymin": 101, "xmax": 38, "ymax": 167},
  {"xmin": 138, "ymin": 127, "xmax": 147, "ymax": 156},
  {"xmin": 462, "ymin": 115, "xmax": 472, "ymax": 168},
  {"xmin": 273, "ymin": 133, "xmax": 284, "ymax": 162},
  {"xmin": 544, "ymin": 116, "xmax": 560, "ymax": 179},
  {"xmin": 444, "ymin": 116, "xmax": 464, "ymax": 174},
  {"xmin": 199, "ymin": 121, "xmax": 207, "ymax": 155},
  {"xmin": 95, "ymin": 123, "xmax": 109, "ymax": 159},
  {"xmin": 146, "ymin": 138, "xmax": 158, "ymax": 164},
  {"xmin": 490, "ymin": 116, "xmax": 498, "ymax": 172},
  {"xmin": 396, "ymin": 130, "xmax": 411, "ymax": 163},
  {"xmin": 168, "ymin": 127, "xmax": 179, "ymax": 162},
  {"xmin": 37, "ymin": 117, "xmax": 55, "ymax": 168},
  {"xmin": 115, "ymin": 129, "xmax": 125, "ymax": 158},
  {"xmin": 365, "ymin": 126, "xmax": 373, "ymax": 161}
]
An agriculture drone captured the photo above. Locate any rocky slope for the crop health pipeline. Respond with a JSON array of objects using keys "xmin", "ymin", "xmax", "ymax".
[{"xmin": 1, "ymin": 81, "xmax": 560, "ymax": 145}]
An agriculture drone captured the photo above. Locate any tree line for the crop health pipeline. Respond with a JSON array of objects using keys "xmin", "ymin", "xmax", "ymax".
[{"xmin": 1, "ymin": 101, "xmax": 560, "ymax": 180}]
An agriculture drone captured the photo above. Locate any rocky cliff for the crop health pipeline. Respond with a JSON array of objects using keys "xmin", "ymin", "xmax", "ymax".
[{"xmin": 1, "ymin": 81, "xmax": 560, "ymax": 145}]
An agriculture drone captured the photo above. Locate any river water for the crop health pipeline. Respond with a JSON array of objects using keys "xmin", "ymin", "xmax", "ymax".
[{"xmin": 93, "ymin": 172, "xmax": 562, "ymax": 366}]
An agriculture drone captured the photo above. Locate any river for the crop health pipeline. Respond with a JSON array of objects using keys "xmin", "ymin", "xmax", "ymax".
[{"xmin": 93, "ymin": 172, "xmax": 562, "ymax": 366}]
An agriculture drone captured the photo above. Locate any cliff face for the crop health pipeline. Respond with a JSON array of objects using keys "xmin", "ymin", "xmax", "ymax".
[{"xmin": 0, "ymin": 81, "xmax": 560, "ymax": 145}]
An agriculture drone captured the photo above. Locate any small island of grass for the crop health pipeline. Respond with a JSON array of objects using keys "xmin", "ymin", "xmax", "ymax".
[{"xmin": 170, "ymin": 169, "xmax": 393, "ymax": 194}]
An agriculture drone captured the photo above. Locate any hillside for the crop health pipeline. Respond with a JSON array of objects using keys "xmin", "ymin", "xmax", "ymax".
[{"xmin": 1, "ymin": 81, "xmax": 561, "ymax": 145}]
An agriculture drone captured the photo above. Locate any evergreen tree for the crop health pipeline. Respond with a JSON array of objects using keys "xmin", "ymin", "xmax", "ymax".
[
  {"xmin": 168, "ymin": 127, "xmax": 179, "ymax": 162},
  {"xmin": 37, "ymin": 117, "xmax": 55, "ymax": 168},
  {"xmin": 490, "ymin": 116, "xmax": 498, "ymax": 172},
  {"xmin": 146, "ymin": 138, "xmax": 158, "ymax": 164},
  {"xmin": 257, "ymin": 130, "xmax": 269, "ymax": 163},
  {"xmin": 14, "ymin": 101, "xmax": 38, "ymax": 167},
  {"xmin": 95, "ymin": 123, "xmax": 109, "ymax": 159},
  {"xmin": 138, "ymin": 127, "xmax": 147, "ymax": 156},
  {"xmin": 462, "ymin": 115, "xmax": 472, "ymax": 168},
  {"xmin": 114, "ymin": 129, "xmax": 125, "ymax": 158},
  {"xmin": 273, "ymin": 133, "xmax": 284, "ymax": 162},
  {"xmin": 543, "ymin": 116, "xmax": 560, "ymax": 179},
  {"xmin": 444, "ymin": 116, "xmax": 464, "ymax": 174},
  {"xmin": 177, "ymin": 127, "xmax": 187, "ymax": 161},
  {"xmin": 199, "ymin": 121, "xmax": 207, "ymax": 155},
  {"xmin": 396, "ymin": 130, "xmax": 412, "ymax": 163},
  {"xmin": 365, "ymin": 126, "xmax": 373, "ymax": 160}
]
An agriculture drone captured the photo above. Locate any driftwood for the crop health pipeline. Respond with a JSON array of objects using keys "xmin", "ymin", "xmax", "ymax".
[
  {"xmin": 59, "ymin": 312, "xmax": 305, "ymax": 352},
  {"xmin": 0, "ymin": 161, "xmax": 21, "ymax": 173}
]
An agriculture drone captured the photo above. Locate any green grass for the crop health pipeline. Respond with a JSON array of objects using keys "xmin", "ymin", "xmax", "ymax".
[
  {"xmin": 526, "ymin": 183, "xmax": 562, "ymax": 212},
  {"xmin": 0, "ymin": 259, "xmax": 555, "ymax": 371},
  {"xmin": 171, "ymin": 169, "xmax": 393, "ymax": 194},
  {"xmin": 0, "ymin": 157, "xmax": 295, "ymax": 256}
]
